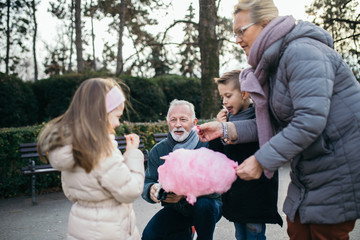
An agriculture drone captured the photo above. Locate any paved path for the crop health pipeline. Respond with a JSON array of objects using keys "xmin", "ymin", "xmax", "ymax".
[{"xmin": 1, "ymin": 164, "xmax": 359, "ymax": 239}]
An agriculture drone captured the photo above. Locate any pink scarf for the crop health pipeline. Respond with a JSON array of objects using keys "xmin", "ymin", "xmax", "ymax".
[{"xmin": 240, "ymin": 16, "xmax": 296, "ymax": 177}]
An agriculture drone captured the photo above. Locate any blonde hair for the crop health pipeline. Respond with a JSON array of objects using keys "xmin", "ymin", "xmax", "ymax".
[
  {"xmin": 233, "ymin": 0, "xmax": 279, "ymax": 24},
  {"xmin": 214, "ymin": 69, "xmax": 242, "ymax": 91},
  {"xmin": 37, "ymin": 78, "xmax": 125, "ymax": 173}
]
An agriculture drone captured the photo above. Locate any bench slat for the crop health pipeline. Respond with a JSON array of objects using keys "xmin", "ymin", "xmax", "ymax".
[
  {"xmin": 20, "ymin": 143, "xmax": 37, "ymax": 148},
  {"xmin": 21, "ymin": 153, "xmax": 44, "ymax": 158},
  {"xmin": 153, "ymin": 133, "xmax": 167, "ymax": 143},
  {"xmin": 20, "ymin": 147, "xmax": 38, "ymax": 153},
  {"xmin": 22, "ymin": 168, "xmax": 58, "ymax": 175}
]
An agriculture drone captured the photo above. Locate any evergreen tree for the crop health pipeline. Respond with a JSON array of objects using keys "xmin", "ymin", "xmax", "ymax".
[
  {"xmin": 306, "ymin": 0, "xmax": 360, "ymax": 79},
  {"xmin": 179, "ymin": 3, "xmax": 200, "ymax": 78},
  {"xmin": 97, "ymin": 0, "xmax": 166, "ymax": 76}
]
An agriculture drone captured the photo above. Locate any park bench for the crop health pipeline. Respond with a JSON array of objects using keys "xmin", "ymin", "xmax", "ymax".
[
  {"xmin": 20, "ymin": 136, "xmax": 148, "ymax": 205},
  {"xmin": 153, "ymin": 132, "xmax": 168, "ymax": 143}
]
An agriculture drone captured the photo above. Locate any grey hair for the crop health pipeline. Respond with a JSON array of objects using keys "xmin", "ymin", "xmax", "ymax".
[
  {"xmin": 166, "ymin": 99, "xmax": 196, "ymax": 122},
  {"xmin": 233, "ymin": 0, "xmax": 279, "ymax": 24}
]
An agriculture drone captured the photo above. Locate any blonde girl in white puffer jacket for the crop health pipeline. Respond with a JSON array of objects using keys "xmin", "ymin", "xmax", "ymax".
[{"xmin": 37, "ymin": 78, "xmax": 144, "ymax": 240}]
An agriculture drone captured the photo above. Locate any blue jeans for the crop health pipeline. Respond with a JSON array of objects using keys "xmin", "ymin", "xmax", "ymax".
[
  {"xmin": 142, "ymin": 197, "xmax": 222, "ymax": 240},
  {"xmin": 234, "ymin": 222, "xmax": 266, "ymax": 240}
]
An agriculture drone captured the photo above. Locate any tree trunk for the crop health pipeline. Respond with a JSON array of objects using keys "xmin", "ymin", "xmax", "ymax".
[
  {"xmin": 5, "ymin": 0, "xmax": 10, "ymax": 75},
  {"xmin": 68, "ymin": 0, "xmax": 75, "ymax": 72},
  {"xmin": 90, "ymin": 0, "xmax": 96, "ymax": 71},
  {"xmin": 31, "ymin": 0, "xmax": 38, "ymax": 81},
  {"xmin": 116, "ymin": 0, "xmax": 125, "ymax": 75},
  {"xmin": 75, "ymin": 0, "xmax": 84, "ymax": 72},
  {"xmin": 198, "ymin": 0, "xmax": 220, "ymax": 118}
]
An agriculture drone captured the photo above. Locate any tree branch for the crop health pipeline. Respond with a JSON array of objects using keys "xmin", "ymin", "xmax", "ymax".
[
  {"xmin": 325, "ymin": 18, "xmax": 360, "ymax": 25},
  {"xmin": 161, "ymin": 20, "xmax": 198, "ymax": 44},
  {"xmin": 334, "ymin": 33, "xmax": 360, "ymax": 43}
]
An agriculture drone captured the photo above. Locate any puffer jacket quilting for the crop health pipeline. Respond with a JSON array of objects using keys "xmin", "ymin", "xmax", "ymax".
[
  {"xmin": 48, "ymin": 135, "xmax": 144, "ymax": 240},
  {"xmin": 253, "ymin": 20, "xmax": 360, "ymax": 224}
]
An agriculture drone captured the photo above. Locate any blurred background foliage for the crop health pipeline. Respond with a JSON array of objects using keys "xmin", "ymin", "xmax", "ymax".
[{"xmin": 0, "ymin": 72, "xmax": 204, "ymax": 128}]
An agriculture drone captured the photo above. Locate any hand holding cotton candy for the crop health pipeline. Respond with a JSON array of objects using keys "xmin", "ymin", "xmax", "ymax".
[
  {"xmin": 192, "ymin": 125, "xmax": 200, "ymax": 133},
  {"xmin": 158, "ymin": 147, "xmax": 238, "ymax": 205}
]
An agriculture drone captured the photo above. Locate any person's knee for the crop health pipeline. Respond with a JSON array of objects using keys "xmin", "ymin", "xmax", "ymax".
[
  {"xmin": 142, "ymin": 222, "xmax": 161, "ymax": 240},
  {"xmin": 194, "ymin": 197, "xmax": 221, "ymax": 217},
  {"xmin": 245, "ymin": 223, "xmax": 265, "ymax": 234}
]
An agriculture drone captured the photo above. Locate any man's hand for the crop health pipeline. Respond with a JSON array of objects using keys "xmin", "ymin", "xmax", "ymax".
[
  {"xmin": 236, "ymin": 155, "xmax": 263, "ymax": 180},
  {"xmin": 162, "ymin": 193, "xmax": 184, "ymax": 203},
  {"xmin": 197, "ymin": 121, "xmax": 223, "ymax": 142},
  {"xmin": 150, "ymin": 184, "xmax": 161, "ymax": 203}
]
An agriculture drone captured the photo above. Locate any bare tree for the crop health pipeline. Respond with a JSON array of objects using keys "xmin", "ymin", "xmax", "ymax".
[
  {"xmin": 30, "ymin": 0, "xmax": 38, "ymax": 81},
  {"xmin": 116, "ymin": 0, "xmax": 125, "ymax": 75},
  {"xmin": 69, "ymin": 0, "xmax": 75, "ymax": 72},
  {"xmin": 5, "ymin": 0, "xmax": 11, "ymax": 74},
  {"xmin": 0, "ymin": 0, "xmax": 31, "ymax": 75},
  {"xmin": 98, "ymin": 0, "xmax": 167, "ymax": 76},
  {"xmin": 48, "ymin": 0, "xmax": 76, "ymax": 73},
  {"xmin": 90, "ymin": 0, "xmax": 96, "ymax": 70},
  {"xmin": 75, "ymin": 0, "xmax": 84, "ymax": 72}
]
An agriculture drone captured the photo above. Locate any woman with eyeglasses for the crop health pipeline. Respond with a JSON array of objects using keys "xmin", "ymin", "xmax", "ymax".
[{"xmin": 196, "ymin": 0, "xmax": 360, "ymax": 239}]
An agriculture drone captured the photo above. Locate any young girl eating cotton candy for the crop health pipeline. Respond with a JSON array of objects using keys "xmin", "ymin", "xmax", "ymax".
[{"xmin": 37, "ymin": 78, "xmax": 144, "ymax": 240}]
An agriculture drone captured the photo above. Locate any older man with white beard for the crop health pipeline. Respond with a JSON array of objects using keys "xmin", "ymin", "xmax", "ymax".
[{"xmin": 142, "ymin": 99, "xmax": 223, "ymax": 240}]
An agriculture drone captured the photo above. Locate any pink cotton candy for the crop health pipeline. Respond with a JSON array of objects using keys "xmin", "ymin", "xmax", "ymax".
[
  {"xmin": 158, "ymin": 147, "xmax": 238, "ymax": 205},
  {"xmin": 192, "ymin": 125, "xmax": 200, "ymax": 133}
]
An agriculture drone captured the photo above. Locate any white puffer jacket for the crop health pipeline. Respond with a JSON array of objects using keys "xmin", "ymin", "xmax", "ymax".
[{"xmin": 48, "ymin": 135, "xmax": 144, "ymax": 240}]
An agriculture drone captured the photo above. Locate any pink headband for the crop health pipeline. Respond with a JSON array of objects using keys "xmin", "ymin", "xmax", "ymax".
[{"xmin": 106, "ymin": 86, "xmax": 125, "ymax": 113}]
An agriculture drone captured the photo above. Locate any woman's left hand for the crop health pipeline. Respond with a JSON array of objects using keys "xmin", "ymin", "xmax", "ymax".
[
  {"xmin": 236, "ymin": 155, "xmax": 263, "ymax": 180},
  {"xmin": 197, "ymin": 121, "xmax": 223, "ymax": 142}
]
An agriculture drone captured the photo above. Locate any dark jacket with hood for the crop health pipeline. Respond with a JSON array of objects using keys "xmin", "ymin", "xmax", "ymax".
[{"xmin": 210, "ymin": 105, "xmax": 282, "ymax": 225}]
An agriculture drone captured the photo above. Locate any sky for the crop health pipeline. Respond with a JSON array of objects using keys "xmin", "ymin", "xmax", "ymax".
[{"xmin": 33, "ymin": 0, "xmax": 313, "ymax": 79}]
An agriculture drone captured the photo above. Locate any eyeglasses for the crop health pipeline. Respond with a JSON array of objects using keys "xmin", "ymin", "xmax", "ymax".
[{"xmin": 233, "ymin": 22, "xmax": 255, "ymax": 39}]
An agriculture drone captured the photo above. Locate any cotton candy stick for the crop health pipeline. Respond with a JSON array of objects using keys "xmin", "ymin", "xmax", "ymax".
[{"xmin": 192, "ymin": 125, "xmax": 200, "ymax": 133}]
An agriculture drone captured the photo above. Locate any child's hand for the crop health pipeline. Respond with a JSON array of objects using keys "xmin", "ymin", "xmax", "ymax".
[
  {"xmin": 125, "ymin": 134, "xmax": 140, "ymax": 151},
  {"xmin": 216, "ymin": 109, "xmax": 227, "ymax": 122}
]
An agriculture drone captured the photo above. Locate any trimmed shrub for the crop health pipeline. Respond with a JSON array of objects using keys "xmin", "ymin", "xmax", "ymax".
[
  {"xmin": 1, "ymin": 73, "xmax": 203, "ymax": 127},
  {"xmin": 32, "ymin": 72, "xmax": 112, "ymax": 122},
  {"xmin": 0, "ymin": 73, "xmax": 38, "ymax": 127},
  {"xmin": 121, "ymin": 75, "xmax": 168, "ymax": 122},
  {"xmin": 152, "ymin": 75, "xmax": 202, "ymax": 118}
]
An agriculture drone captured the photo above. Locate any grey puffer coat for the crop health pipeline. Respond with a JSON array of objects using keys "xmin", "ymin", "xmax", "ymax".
[{"xmin": 238, "ymin": 20, "xmax": 360, "ymax": 224}]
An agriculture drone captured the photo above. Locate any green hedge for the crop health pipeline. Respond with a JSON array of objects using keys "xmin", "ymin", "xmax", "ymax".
[
  {"xmin": 0, "ymin": 73, "xmax": 39, "ymax": 127},
  {"xmin": 0, "ymin": 73, "xmax": 203, "ymax": 127},
  {"xmin": 32, "ymin": 72, "xmax": 114, "ymax": 123},
  {"xmin": 0, "ymin": 122, "xmax": 169, "ymax": 199},
  {"xmin": 152, "ymin": 75, "xmax": 202, "ymax": 119},
  {"xmin": 121, "ymin": 75, "xmax": 168, "ymax": 122}
]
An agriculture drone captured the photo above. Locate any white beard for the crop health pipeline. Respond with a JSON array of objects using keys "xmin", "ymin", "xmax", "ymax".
[{"xmin": 171, "ymin": 127, "xmax": 191, "ymax": 142}]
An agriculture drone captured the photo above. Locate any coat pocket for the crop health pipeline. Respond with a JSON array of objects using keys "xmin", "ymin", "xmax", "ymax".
[{"xmin": 301, "ymin": 134, "xmax": 331, "ymax": 160}]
